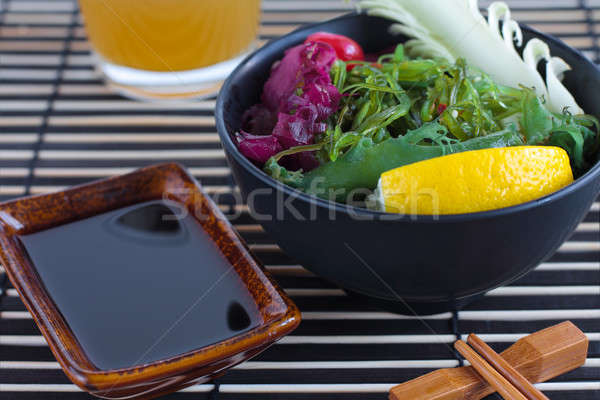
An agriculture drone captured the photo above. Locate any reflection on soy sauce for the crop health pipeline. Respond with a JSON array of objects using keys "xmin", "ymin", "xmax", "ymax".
[
  {"xmin": 227, "ymin": 301, "xmax": 252, "ymax": 331},
  {"xmin": 19, "ymin": 200, "xmax": 261, "ymax": 370},
  {"xmin": 116, "ymin": 203, "xmax": 181, "ymax": 234}
]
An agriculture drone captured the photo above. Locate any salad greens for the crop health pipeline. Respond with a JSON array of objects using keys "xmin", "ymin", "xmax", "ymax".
[
  {"xmin": 261, "ymin": 49, "xmax": 598, "ymax": 201},
  {"xmin": 235, "ymin": 1, "xmax": 599, "ymax": 205},
  {"xmin": 282, "ymin": 124, "xmax": 524, "ymax": 201}
]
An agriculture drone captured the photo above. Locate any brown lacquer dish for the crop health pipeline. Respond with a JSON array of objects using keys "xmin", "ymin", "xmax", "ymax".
[{"xmin": 0, "ymin": 163, "xmax": 301, "ymax": 399}]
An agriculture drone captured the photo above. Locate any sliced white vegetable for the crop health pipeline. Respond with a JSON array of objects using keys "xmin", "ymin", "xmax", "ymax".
[
  {"xmin": 358, "ymin": 0, "xmax": 584, "ymax": 114},
  {"xmin": 546, "ymin": 58, "xmax": 583, "ymax": 114},
  {"xmin": 522, "ymin": 39, "xmax": 583, "ymax": 114},
  {"xmin": 488, "ymin": 3, "xmax": 523, "ymax": 53}
]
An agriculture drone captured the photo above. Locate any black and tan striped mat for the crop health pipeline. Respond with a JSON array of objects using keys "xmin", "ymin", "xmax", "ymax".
[{"xmin": 0, "ymin": 0, "xmax": 599, "ymax": 399}]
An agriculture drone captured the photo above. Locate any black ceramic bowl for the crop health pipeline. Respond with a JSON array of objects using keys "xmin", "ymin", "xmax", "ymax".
[{"xmin": 216, "ymin": 13, "xmax": 600, "ymax": 314}]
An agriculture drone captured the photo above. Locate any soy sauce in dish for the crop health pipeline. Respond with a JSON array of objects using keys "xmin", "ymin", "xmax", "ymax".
[{"xmin": 19, "ymin": 200, "xmax": 261, "ymax": 371}]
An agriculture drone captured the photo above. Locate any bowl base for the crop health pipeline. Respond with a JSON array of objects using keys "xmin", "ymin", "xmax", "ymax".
[{"xmin": 344, "ymin": 290, "xmax": 484, "ymax": 315}]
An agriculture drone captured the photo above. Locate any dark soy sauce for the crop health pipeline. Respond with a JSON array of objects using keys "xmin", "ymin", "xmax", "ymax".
[{"xmin": 19, "ymin": 200, "xmax": 261, "ymax": 371}]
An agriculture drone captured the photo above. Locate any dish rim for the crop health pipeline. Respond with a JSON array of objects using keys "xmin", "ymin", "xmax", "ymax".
[
  {"xmin": 215, "ymin": 12, "xmax": 600, "ymax": 222},
  {"xmin": 0, "ymin": 162, "xmax": 301, "ymax": 394}
]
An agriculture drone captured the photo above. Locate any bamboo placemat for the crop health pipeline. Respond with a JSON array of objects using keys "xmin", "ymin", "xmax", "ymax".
[{"xmin": 0, "ymin": 0, "xmax": 598, "ymax": 399}]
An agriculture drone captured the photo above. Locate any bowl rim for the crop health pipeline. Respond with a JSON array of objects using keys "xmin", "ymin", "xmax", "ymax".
[{"xmin": 216, "ymin": 12, "xmax": 600, "ymax": 222}]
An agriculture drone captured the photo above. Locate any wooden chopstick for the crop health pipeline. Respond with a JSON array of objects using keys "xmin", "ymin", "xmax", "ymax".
[
  {"xmin": 468, "ymin": 334, "xmax": 550, "ymax": 400},
  {"xmin": 390, "ymin": 321, "xmax": 586, "ymax": 400},
  {"xmin": 454, "ymin": 340, "xmax": 528, "ymax": 400}
]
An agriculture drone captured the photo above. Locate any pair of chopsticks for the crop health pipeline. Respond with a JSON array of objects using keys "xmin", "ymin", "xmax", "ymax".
[{"xmin": 454, "ymin": 335, "xmax": 549, "ymax": 400}]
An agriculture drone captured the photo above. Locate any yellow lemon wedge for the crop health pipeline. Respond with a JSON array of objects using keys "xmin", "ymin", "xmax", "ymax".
[{"xmin": 371, "ymin": 146, "xmax": 574, "ymax": 215}]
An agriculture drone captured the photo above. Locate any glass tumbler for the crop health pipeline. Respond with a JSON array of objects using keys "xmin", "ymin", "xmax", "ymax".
[{"xmin": 79, "ymin": 0, "xmax": 261, "ymax": 101}]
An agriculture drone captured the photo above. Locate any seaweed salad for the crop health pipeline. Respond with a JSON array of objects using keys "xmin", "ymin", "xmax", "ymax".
[{"xmin": 235, "ymin": 0, "xmax": 599, "ymax": 204}]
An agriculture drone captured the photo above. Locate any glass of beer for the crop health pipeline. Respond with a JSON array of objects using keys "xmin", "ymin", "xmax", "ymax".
[{"xmin": 79, "ymin": 0, "xmax": 261, "ymax": 101}]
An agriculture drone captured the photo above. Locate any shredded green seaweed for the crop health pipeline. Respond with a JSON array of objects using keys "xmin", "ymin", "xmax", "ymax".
[{"xmin": 265, "ymin": 45, "xmax": 599, "ymax": 200}]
